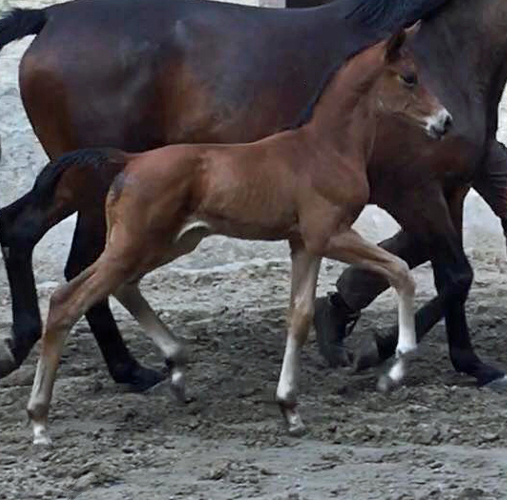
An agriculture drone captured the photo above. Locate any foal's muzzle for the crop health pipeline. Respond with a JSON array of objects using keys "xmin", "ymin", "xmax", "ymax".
[{"xmin": 426, "ymin": 108, "xmax": 453, "ymax": 140}]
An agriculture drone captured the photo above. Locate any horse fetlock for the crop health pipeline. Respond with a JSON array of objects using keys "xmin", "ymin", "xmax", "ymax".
[
  {"xmin": 0, "ymin": 336, "xmax": 18, "ymax": 378},
  {"xmin": 395, "ymin": 344, "xmax": 416, "ymax": 358},
  {"xmin": 27, "ymin": 398, "xmax": 50, "ymax": 426},
  {"xmin": 276, "ymin": 386, "xmax": 297, "ymax": 409},
  {"xmin": 165, "ymin": 359, "xmax": 187, "ymax": 403}
]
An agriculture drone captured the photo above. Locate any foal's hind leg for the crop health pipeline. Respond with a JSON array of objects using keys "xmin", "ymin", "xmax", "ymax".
[
  {"xmin": 321, "ymin": 228, "xmax": 416, "ymax": 392},
  {"xmin": 65, "ymin": 212, "xmax": 163, "ymax": 391},
  {"xmin": 28, "ymin": 253, "xmax": 132, "ymax": 445},
  {"xmin": 114, "ymin": 284, "xmax": 187, "ymax": 402},
  {"xmin": 277, "ymin": 241, "xmax": 321, "ymax": 436}
]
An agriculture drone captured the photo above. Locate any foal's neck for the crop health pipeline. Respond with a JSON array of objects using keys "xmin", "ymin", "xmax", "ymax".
[{"xmin": 303, "ymin": 45, "xmax": 384, "ymax": 165}]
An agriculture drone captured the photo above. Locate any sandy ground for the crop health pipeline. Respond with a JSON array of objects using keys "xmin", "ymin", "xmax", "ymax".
[{"xmin": 1, "ymin": 1, "xmax": 507, "ymax": 499}]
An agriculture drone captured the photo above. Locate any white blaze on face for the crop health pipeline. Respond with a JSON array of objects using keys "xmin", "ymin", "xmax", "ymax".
[{"xmin": 1, "ymin": 246, "xmax": 9, "ymax": 260}]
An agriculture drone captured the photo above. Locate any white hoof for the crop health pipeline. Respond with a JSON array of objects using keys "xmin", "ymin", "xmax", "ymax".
[{"xmin": 33, "ymin": 422, "xmax": 52, "ymax": 447}]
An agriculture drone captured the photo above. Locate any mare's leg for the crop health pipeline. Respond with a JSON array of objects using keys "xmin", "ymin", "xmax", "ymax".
[
  {"xmin": 277, "ymin": 241, "xmax": 321, "ymax": 436},
  {"xmin": 114, "ymin": 284, "xmax": 187, "ymax": 402},
  {"xmin": 361, "ymin": 186, "xmax": 504, "ymax": 386},
  {"xmin": 320, "ymin": 228, "xmax": 416, "ymax": 391},
  {"xmin": 473, "ymin": 139, "xmax": 507, "ymax": 251},
  {"xmin": 0, "ymin": 190, "xmax": 75, "ymax": 377},
  {"xmin": 64, "ymin": 212, "xmax": 163, "ymax": 391},
  {"xmin": 28, "ymin": 251, "xmax": 134, "ymax": 445},
  {"xmin": 314, "ymin": 229, "xmax": 428, "ymax": 367}
]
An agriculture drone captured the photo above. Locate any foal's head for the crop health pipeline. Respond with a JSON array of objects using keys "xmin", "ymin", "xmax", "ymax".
[{"xmin": 374, "ymin": 26, "xmax": 452, "ymax": 140}]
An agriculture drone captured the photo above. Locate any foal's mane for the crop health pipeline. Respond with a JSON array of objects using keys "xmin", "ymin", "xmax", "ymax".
[
  {"xmin": 288, "ymin": 43, "xmax": 373, "ymax": 130},
  {"xmin": 291, "ymin": 0, "xmax": 453, "ymax": 130},
  {"xmin": 343, "ymin": 0, "xmax": 452, "ymax": 31}
]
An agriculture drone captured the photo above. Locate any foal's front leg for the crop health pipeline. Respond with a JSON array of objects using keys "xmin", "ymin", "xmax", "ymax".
[
  {"xmin": 276, "ymin": 241, "xmax": 321, "ymax": 436},
  {"xmin": 322, "ymin": 228, "xmax": 417, "ymax": 391}
]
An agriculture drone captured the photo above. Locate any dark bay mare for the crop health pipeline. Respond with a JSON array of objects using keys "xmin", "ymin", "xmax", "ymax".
[{"xmin": 0, "ymin": 0, "xmax": 454, "ymax": 389}]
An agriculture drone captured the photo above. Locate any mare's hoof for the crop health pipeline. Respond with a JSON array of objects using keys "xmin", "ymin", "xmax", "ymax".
[
  {"xmin": 126, "ymin": 366, "xmax": 165, "ymax": 393},
  {"xmin": 353, "ymin": 337, "xmax": 381, "ymax": 372},
  {"xmin": 314, "ymin": 296, "xmax": 358, "ymax": 368},
  {"xmin": 0, "ymin": 337, "xmax": 17, "ymax": 378},
  {"xmin": 483, "ymin": 375, "xmax": 507, "ymax": 393}
]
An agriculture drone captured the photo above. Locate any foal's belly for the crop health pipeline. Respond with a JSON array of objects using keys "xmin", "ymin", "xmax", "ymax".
[{"xmin": 190, "ymin": 215, "xmax": 299, "ymax": 242}]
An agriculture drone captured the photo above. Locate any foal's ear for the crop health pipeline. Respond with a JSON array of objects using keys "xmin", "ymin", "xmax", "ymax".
[
  {"xmin": 405, "ymin": 20, "xmax": 422, "ymax": 40},
  {"xmin": 385, "ymin": 30, "xmax": 406, "ymax": 62}
]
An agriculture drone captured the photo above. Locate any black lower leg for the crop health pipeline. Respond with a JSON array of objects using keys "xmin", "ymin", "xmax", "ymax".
[
  {"xmin": 432, "ymin": 243, "xmax": 504, "ymax": 385},
  {"xmin": 0, "ymin": 195, "xmax": 47, "ymax": 375}
]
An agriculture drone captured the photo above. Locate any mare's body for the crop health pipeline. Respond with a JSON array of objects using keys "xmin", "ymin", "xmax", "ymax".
[{"xmin": 0, "ymin": 0, "xmax": 453, "ymax": 388}]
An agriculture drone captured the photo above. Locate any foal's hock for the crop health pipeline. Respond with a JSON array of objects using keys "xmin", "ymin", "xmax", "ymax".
[{"xmin": 27, "ymin": 29, "xmax": 451, "ymax": 444}]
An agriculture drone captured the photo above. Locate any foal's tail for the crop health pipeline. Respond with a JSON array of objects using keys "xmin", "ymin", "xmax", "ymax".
[
  {"xmin": 32, "ymin": 148, "xmax": 128, "ymax": 205},
  {"xmin": 0, "ymin": 8, "xmax": 47, "ymax": 51}
]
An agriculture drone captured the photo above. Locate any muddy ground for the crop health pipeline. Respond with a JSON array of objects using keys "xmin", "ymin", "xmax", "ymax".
[{"xmin": 1, "ymin": 2, "xmax": 507, "ymax": 499}]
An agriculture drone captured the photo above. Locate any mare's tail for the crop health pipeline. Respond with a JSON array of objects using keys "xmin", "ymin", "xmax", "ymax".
[{"xmin": 0, "ymin": 8, "xmax": 48, "ymax": 50}]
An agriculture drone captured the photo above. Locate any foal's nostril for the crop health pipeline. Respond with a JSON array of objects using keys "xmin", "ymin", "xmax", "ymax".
[{"xmin": 443, "ymin": 113, "xmax": 453, "ymax": 133}]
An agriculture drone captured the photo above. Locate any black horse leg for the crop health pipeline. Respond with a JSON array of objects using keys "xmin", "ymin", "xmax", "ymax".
[
  {"xmin": 64, "ymin": 212, "xmax": 164, "ymax": 391},
  {"xmin": 356, "ymin": 231, "xmax": 505, "ymax": 385},
  {"xmin": 430, "ymin": 233, "xmax": 504, "ymax": 386},
  {"xmin": 473, "ymin": 139, "xmax": 507, "ymax": 255},
  {"xmin": 0, "ymin": 193, "xmax": 46, "ymax": 376}
]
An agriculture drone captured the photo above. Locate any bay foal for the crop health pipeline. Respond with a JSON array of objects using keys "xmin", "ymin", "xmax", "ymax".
[{"xmin": 27, "ymin": 30, "xmax": 451, "ymax": 444}]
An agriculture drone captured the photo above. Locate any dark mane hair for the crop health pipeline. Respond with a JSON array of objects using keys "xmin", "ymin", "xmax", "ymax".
[{"xmin": 343, "ymin": 0, "xmax": 451, "ymax": 31}]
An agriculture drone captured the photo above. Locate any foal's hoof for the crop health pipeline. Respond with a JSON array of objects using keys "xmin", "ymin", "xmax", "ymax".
[
  {"xmin": 126, "ymin": 366, "xmax": 165, "ymax": 393},
  {"xmin": 377, "ymin": 374, "xmax": 400, "ymax": 394},
  {"xmin": 32, "ymin": 422, "xmax": 52, "ymax": 447},
  {"xmin": 0, "ymin": 337, "xmax": 17, "ymax": 378},
  {"xmin": 33, "ymin": 433, "xmax": 53, "ymax": 447},
  {"xmin": 280, "ymin": 405, "xmax": 307, "ymax": 437},
  {"xmin": 483, "ymin": 375, "xmax": 507, "ymax": 393},
  {"xmin": 314, "ymin": 295, "xmax": 358, "ymax": 368},
  {"xmin": 353, "ymin": 336, "xmax": 381, "ymax": 372}
]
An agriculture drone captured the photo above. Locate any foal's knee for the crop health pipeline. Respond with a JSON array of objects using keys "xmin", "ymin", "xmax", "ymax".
[{"xmin": 389, "ymin": 258, "xmax": 415, "ymax": 297}]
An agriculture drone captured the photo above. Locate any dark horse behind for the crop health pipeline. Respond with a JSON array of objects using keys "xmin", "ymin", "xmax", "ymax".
[{"xmin": 1, "ymin": 0, "xmax": 507, "ymax": 392}]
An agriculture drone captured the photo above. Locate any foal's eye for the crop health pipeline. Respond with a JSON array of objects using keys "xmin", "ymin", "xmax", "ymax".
[{"xmin": 399, "ymin": 72, "xmax": 417, "ymax": 87}]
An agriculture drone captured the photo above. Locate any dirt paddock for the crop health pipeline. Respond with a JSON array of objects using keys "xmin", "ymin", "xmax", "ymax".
[{"xmin": 1, "ymin": 2, "xmax": 507, "ymax": 499}]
